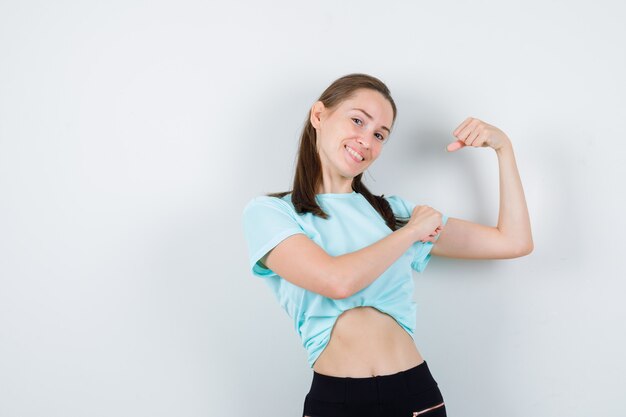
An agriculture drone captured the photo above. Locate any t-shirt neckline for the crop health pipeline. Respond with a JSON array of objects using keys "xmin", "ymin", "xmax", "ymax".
[{"xmin": 315, "ymin": 191, "xmax": 359, "ymax": 198}]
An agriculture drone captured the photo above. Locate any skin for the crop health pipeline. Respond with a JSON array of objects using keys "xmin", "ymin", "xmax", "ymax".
[
  {"xmin": 311, "ymin": 88, "xmax": 394, "ymax": 195},
  {"xmin": 309, "ymin": 90, "xmax": 433, "ymax": 376},
  {"xmin": 432, "ymin": 118, "xmax": 534, "ymax": 259},
  {"xmin": 267, "ymin": 89, "xmax": 534, "ymax": 378}
]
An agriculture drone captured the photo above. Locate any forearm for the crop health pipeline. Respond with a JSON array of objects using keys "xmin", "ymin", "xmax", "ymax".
[
  {"xmin": 495, "ymin": 141, "xmax": 534, "ymax": 251},
  {"xmin": 332, "ymin": 226, "xmax": 417, "ymax": 299}
]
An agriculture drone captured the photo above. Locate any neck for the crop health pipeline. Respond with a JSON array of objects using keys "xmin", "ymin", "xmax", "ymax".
[
  {"xmin": 317, "ymin": 179, "xmax": 354, "ymax": 194},
  {"xmin": 317, "ymin": 161, "xmax": 356, "ymax": 193}
]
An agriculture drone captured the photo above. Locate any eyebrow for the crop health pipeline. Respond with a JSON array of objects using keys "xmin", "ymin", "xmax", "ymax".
[{"xmin": 351, "ymin": 108, "xmax": 391, "ymax": 134}]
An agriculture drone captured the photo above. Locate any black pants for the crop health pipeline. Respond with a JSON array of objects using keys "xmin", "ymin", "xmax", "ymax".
[{"xmin": 302, "ymin": 360, "xmax": 447, "ymax": 417}]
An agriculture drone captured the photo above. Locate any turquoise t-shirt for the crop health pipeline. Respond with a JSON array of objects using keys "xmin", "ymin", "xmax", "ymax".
[{"xmin": 241, "ymin": 191, "xmax": 447, "ymax": 368}]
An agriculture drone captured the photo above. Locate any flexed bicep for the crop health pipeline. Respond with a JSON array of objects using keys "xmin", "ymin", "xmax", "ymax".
[{"xmin": 431, "ymin": 217, "xmax": 530, "ymax": 259}]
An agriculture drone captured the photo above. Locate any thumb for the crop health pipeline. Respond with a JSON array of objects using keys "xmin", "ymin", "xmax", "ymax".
[{"xmin": 446, "ymin": 140, "xmax": 465, "ymax": 152}]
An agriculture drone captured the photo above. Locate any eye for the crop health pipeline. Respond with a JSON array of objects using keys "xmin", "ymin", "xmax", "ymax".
[
  {"xmin": 351, "ymin": 117, "xmax": 363, "ymax": 126},
  {"xmin": 375, "ymin": 133, "xmax": 386, "ymax": 142}
]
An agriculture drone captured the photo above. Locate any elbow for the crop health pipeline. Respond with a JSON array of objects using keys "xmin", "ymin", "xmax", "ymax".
[
  {"xmin": 524, "ymin": 242, "xmax": 534, "ymax": 256},
  {"xmin": 332, "ymin": 277, "xmax": 352, "ymax": 300},
  {"xmin": 324, "ymin": 257, "xmax": 353, "ymax": 300},
  {"xmin": 523, "ymin": 238, "xmax": 534, "ymax": 255},
  {"xmin": 329, "ymin": 267, "xmax": 354, "ymax": 300},
  {"xmin": 514, "ymin": 240, "xmax": 534, "ymax": 257}
]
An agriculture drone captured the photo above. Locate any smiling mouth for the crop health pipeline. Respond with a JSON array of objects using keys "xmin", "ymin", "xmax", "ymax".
[{"xmin": 345, "ymin": 145, "xmax": 364, "ymax": 162}]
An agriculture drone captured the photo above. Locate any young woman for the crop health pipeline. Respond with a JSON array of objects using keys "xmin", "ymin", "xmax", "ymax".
[{"xmin": 242, "ymin": 73, "xmax": 533, "ymax": 417}]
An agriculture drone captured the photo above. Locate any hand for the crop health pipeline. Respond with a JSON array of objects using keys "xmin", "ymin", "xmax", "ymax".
[
  {"xmin": 407, "ymin": 205, "xmax": 444, "ymax": 243},
  {"xmin": 446, "ymin": 117, "xmax": 511, "ymax": 152}
]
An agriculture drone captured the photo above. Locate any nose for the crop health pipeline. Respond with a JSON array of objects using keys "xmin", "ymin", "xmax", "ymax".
[{"xmin": 357, "ymin": 136, "xmax": 370, "ymax": 149}]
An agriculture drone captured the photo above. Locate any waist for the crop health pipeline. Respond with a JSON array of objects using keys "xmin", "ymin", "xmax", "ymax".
[
  {"xmin": 308, "ymin": 360, "xmax": 439, "ymax": 405},
  {"xmin": 312, "ymin": 306, "xmax": 424, "ymax": 377}
]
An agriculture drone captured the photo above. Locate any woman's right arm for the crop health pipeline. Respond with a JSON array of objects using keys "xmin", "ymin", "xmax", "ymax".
[{"xmin": 262, "ymin": 205, "xmax": 443, "ymax": 299}]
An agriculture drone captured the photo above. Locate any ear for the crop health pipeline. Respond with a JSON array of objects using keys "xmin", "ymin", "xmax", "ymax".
[{"xmin": 310, "ymin": 101, "xmax": 325, "ymax": 129}]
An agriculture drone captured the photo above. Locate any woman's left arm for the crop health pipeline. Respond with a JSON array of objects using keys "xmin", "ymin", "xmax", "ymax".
[{"xmin": 430, "ymin": 117, "xmax": 534, "ymax": 259}]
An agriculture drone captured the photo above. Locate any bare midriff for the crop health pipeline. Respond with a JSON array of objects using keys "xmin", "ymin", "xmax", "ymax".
[{"xmin": 312, "ymin": 306, "xmax": 425, "ymax": 377}]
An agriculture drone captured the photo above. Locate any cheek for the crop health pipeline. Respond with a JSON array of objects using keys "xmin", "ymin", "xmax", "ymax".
[{"xmin": 344, "ymin": 121, "xmax": 358, "ymax": 135}]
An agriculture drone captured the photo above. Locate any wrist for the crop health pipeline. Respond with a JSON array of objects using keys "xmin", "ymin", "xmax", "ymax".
[
  {"xmin": 400, "ymin": 223, "xmax": 423, "ymax": 244},
  {"xmin": 495, "ymin": 138, "xmax": 513, "ymax": 154}
]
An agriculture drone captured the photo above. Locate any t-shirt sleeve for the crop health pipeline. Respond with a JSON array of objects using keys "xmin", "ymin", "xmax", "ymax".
[
  {"xmin": 242, "ymin": 196, "xmax": 307, "ymax": 278},
  {"xmin": 384, "ymin": 194, "xmax": 448, "ymax": 273}
]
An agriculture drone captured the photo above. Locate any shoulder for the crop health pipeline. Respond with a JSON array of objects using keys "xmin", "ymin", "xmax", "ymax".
[
  {"xmin": 382, "ymin": 194, "xmax": 416, "ymax": 218},
  {"xmin": 243, "ymin": 194, "xmax": 297, "ymax": 217},
  {"xmin": 244, "ymin": 194, "xmax": 290, "ymax": 208}
]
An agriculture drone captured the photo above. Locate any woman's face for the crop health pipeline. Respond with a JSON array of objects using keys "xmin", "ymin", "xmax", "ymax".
[{"xmin": 310, "ymin": 88, "xmax": 394, "ymax": 181}]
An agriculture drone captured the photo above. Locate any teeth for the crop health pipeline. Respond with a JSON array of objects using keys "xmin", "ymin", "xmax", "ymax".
[{"xmin": 346, "ymin": 145, "xmax": 364, "ymax": 161}]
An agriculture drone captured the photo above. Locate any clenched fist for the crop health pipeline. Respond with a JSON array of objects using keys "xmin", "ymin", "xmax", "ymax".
[
  {"xmin": 446, "ymin": 117, "xmax": 511, "ymax": 152},
  {"xmin": 407, "ymin": 205, "xmax": 445, "ymax": 243}
]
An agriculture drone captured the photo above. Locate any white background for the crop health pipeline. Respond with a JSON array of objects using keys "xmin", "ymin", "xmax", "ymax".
[{"xmin": 1, "ymin": 1, "xmax": 624, "ymax": 416}]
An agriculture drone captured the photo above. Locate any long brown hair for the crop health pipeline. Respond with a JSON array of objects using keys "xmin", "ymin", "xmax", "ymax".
[{"xmin": 267, "ymin": 73, "xmax": 409, "ymax": 231}]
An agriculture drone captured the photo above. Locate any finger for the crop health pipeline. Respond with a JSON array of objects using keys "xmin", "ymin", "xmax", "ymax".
[
  {"xmin": 465, "ymin": 128, "xmax": 481, "ymax": 146},
  {"xmin": 476, "ymin": 132, "xmax": 489, "ymax": 147},
  {"xmin": 446, "ymin": 140, "xmax": 465, "ymax": 152},
  {"xmin": 456, "ymin": 119, "xmax": 480, "ymax": 141},
  {"xmin": 453, "ymin": 117, "xmax": 473, "ymax": 136}
]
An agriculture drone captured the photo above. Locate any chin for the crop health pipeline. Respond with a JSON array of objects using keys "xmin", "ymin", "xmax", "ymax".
[{"xmin": 343, "ymin": 169, "xmax": 365, "ymax": 179}]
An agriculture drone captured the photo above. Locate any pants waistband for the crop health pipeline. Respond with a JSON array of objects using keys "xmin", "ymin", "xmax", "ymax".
[{"xmin": 308, "ymin": 360, "xmax": 438, "ymax": 405}]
